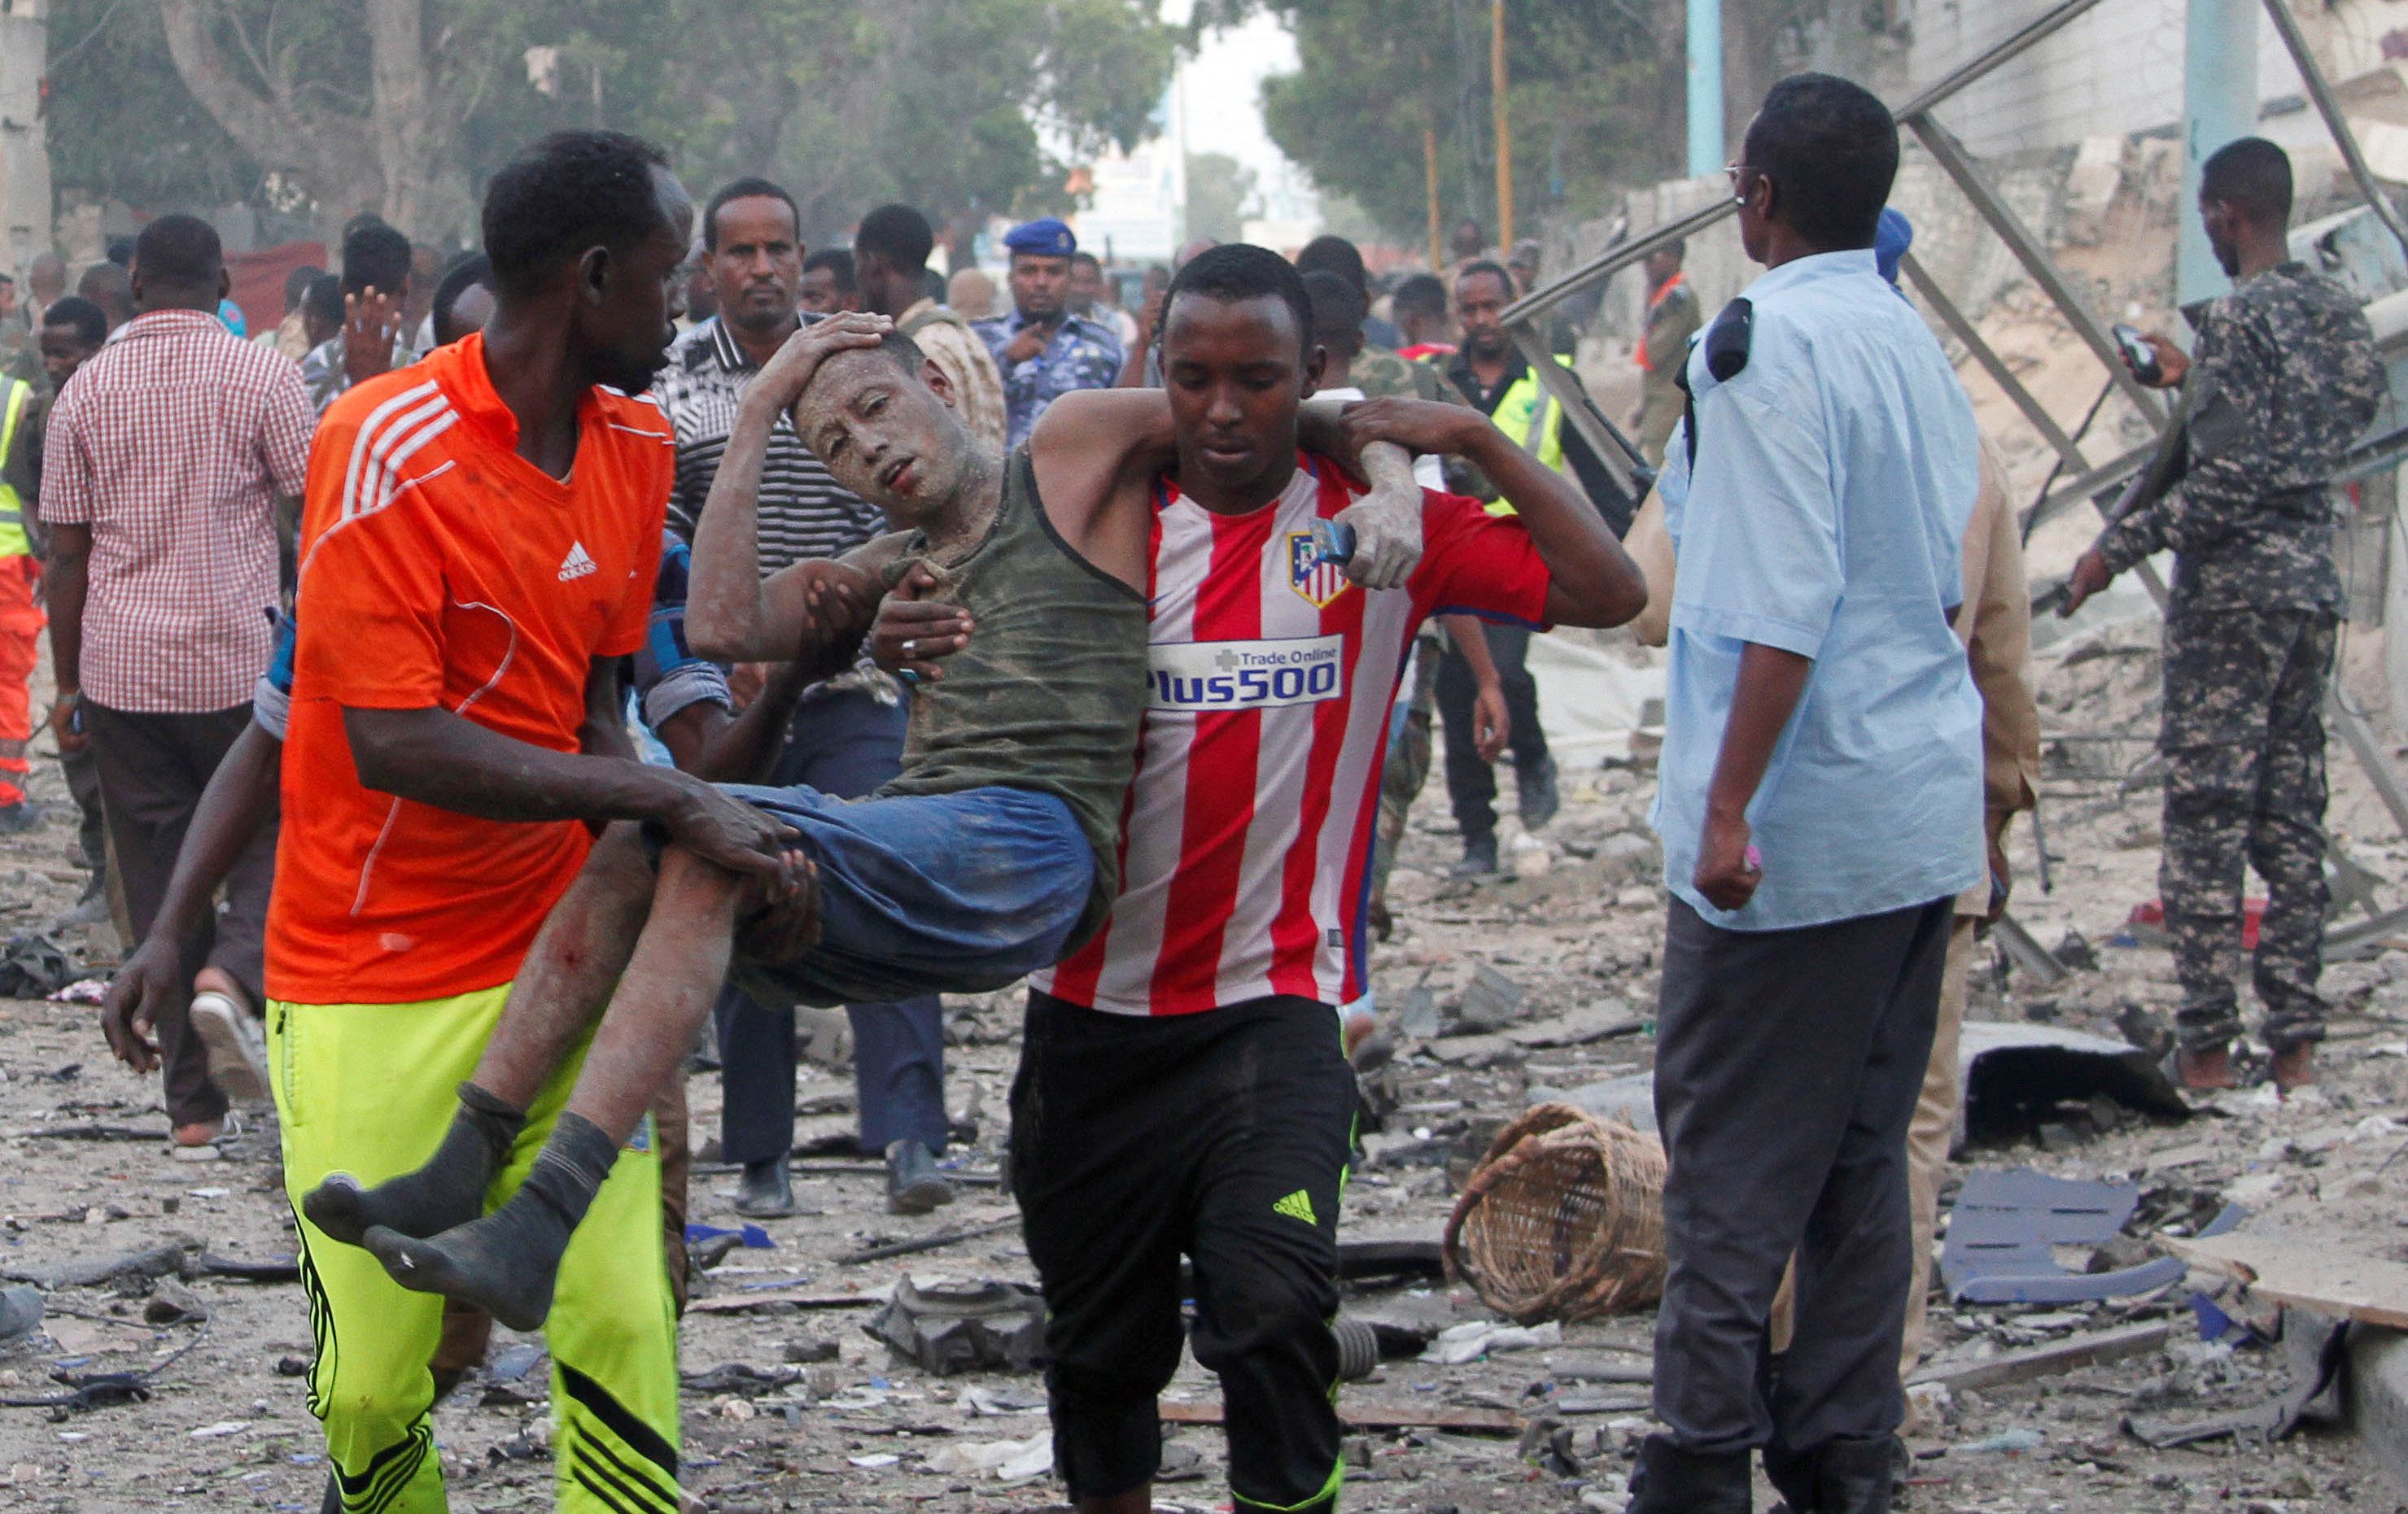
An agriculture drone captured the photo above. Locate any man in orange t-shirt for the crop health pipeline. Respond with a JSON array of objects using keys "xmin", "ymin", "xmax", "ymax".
[{"xmin": 264, "ymin": 130, "xmax": 796, "ymax": 1514}]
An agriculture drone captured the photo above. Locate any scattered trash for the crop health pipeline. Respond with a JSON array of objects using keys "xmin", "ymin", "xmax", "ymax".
[
  {"xmin": 5, "ymin": 1241, "xmax": 190, "ymax": 1292},
  {"xmin": 1958, "ymin": 1427, "xmax": 2045, "ymax": 1455},
  {"xmin": 1957, "ymin": 1023, "xmax": 2189, "ymax": 1146},
  {"xmin": 962, "ymin": 1385, "xmax": 1046, "ymax": 1416},
  {"xmin": 1332, "ymin": 1316, "xmax": 1379, "ymax": 1381},
  {"xmin": 1446, "ymin": 1103, "xmax": 1666, "ymax": 1323},
  {"xmin": 1421, "ymin": 1319, "xmax": 1563, "ymax": 1365},
  {"xmin": 193, "ymin": 1254, "xmax": 299, "ymax": 1285},
  {"xmin": 680, "ymin": 1362, "xmax": 802, "ymax": 1396},
  {"xmin": 838, "ymin": 1215, "xmax": 1019, "ymax": 1266},
  {"xmin": 923, "ymin": 1432, "xmax": 1052, "ymax": 1481},
  {"xmin": 684, "ymin": 1222, "xmax": 773, "ymax": 1249},
  {"xmin": 1941, "ymin": 1168, "xmax": 2214, "ymax": 1303},
  {"xmin": 2187, "ymin": 1291, "xmax": 2256, "ymax": 1346},
  {"xmin": 0, "ymin": 936, "xmax": 77, "ymax": 999},
  {"xmin": 2123, "ymin": 1401, "xmax": 2283, "ymax": 1449},
  {"xmin": 1333, "ymin": 1240, "xmax": 1445, "ymax": 1289},
  {"xmin": 188, "ymin": 1420, "xmax": 250, "ymax": 1438},
  {"xmin": 846, "ymin": 1452, "xmax": 899, "ymax": 1469},
  {"xmin": 44, "ymin": 978, "xmax": 107, "ymax": 1006},
  {"xmin": 865, "ymin": 1276, "xmax": 1043, "ymax": 1376}
]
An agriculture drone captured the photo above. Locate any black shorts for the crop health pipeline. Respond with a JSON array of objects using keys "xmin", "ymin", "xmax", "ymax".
[{"xmin": 1011, "ymin": 989, "xmax": 1357, "ymax": 1511}]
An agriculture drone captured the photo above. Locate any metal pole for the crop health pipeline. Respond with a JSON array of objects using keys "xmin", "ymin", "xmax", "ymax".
[
  {"xmin": 1426, "ymin": 127, "xmax": 1444, "ymax": 272},
  {"xmin": 1507, "ymin": 325, "xmax": 1646, "ymax": 504},
  {"xmin": 1891, "ymin": 0, "xmax": 2114, "ymax": 118},
  {"xmin": 1492, "ymin": 0, "xmax": 1514, "ymax": 247},
  {"xmin": 2181, "ymin": 0, "xmax": 2257, "ymax": 309},
  {"xmin": 2022, "ymin": 439, "xmax": 2161, "ymax": 535},
  {"xmin": 1907, "ymin": 113, "xmax": 2167, "ymax": 417},
  {"xmin": 1899, "ymin": 250, "xmax": 2092, "ymax": 471},
  {"xmin": 2259, "ymin": 0, "xmax": 2408, "ymax": 265},
  {"xmin": 1687, "ymin": 0, "xmax": 1724, "ymax": 178},
  {"xmin": 1505, "ymin": 0, "xmax": 2113, "ymax": 330}
]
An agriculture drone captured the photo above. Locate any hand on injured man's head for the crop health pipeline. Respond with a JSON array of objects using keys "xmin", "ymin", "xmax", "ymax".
[{"xmin": 750, "ymin": 310, "xmax": 894, "ymax": 416}]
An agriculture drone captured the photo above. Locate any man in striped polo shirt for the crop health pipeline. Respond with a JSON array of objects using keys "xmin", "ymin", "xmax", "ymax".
[{"xmin": 893, "ymin": 245, "xmax": 1646, "ymax": 1514}]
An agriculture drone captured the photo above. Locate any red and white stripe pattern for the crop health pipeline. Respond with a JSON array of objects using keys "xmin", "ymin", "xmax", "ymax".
[{"xmin": 1038, "ymin": 456, "xmax": 1425, "ymax": 1017}]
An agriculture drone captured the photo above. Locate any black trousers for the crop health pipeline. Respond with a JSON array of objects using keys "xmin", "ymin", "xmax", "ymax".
[
  {"xmin": 1650, "ymin": 896, "xmax": 1951, "ymax": 1459},
  {"xmin": 85, "ymin": 702, "xmax": 278, "ymax": 1128},
  {"xmin": 1436, "ymin": 622, "xmax": 1549, "ymax": 844},
  {"xmin": 715, "ymin": 688, "xmax": 946, "ymax": 1164},
  {"xmin": 1012, "ymin": 990, "xmax": 1356, "ymax": 1512}
]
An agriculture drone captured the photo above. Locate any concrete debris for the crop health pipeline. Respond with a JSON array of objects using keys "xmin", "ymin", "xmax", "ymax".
[
  {"xmin": 864, "ymin": 1275, "xmax": 1043, "ymax": 1376},
  {"xmin": 0, "ymin": 1286, "xmax": 40, "ymax": 1342}
]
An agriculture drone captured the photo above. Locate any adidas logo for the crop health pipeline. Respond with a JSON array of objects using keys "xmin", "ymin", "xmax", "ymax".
[
  {"xmin": 1272, "ymin": 1189, "xmax": 1318, "ymax": 1226},
  {"xmin": 557, "ymin": 541, "xmax": 597, "ymax": 582}
]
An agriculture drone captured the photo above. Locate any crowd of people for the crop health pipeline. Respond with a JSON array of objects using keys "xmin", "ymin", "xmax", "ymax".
[{"xmin": 0, "ymin": 63, "xmax": 2377, "ymax": 1514}]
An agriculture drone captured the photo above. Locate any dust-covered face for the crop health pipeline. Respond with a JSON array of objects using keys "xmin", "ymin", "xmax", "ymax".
[{"xmin": 793, "ymin": 346, "xmax": 968, "ymax": 526}]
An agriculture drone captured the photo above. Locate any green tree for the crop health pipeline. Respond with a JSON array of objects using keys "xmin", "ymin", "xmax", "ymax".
[
  {"xmin": 1184, "ymin": 151, "xmax": 1256, "ymax": 243},
  {"xmin": 45, "ymin": 0, "xmax": 1178, "ymax": 245},
  {"xmin": 1235, "ymin": 0, "xmax": 1682, "ymax": 241}
]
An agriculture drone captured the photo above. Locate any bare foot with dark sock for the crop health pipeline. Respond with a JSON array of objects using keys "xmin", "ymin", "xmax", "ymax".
[
  {"xmin": 364, "ymin": 1111, "xmax": 619, "ymax": 1332},
  {"xmin": 304, "ymin": 1082, "xmax": 525, "ymax": 1247}
]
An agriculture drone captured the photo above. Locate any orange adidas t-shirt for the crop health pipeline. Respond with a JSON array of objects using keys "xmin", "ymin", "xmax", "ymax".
[{"xmin": 266, "ymin": 334, "xmax": 669, "ymax": 1006}]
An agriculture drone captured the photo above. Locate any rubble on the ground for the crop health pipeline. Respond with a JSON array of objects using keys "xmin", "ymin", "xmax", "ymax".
[{"xmin": 3, "ymin": 686, "xmax": 2406, "ymax": 1513}]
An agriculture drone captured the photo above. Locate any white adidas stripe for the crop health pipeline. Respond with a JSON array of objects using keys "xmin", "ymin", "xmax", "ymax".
[
  {"xmin": 338, "ymin": 382, "xmax": 441, "ymax": 521},
  {"xmin": 352, "ymin": 392, "xmax": 455, "ymax": 523}
]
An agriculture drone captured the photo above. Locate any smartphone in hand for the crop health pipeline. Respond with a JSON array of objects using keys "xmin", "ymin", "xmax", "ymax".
[{"xmin": 2111, "ymin": 323, "xmax": 2163, "ymax": 386}]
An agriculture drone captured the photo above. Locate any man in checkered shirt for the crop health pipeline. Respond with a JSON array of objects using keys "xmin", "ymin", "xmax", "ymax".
[{"xmin": 39, "ymin": 214, "xmax": 313, "ymax": 1150}]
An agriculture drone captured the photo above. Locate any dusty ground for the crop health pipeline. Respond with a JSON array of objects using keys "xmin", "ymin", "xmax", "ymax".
[{"xmin": 3, "ymin": 596, "xmax": 2408, "ymax": 1512}]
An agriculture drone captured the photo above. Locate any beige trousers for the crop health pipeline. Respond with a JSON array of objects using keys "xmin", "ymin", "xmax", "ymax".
[{"xmin": 1768, "ymin": 914, "xmax": 1975, "ymax": 1379}]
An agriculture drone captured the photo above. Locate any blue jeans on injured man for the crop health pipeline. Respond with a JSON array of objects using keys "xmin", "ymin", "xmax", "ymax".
[{"xmin": 689, "ymin": 783, "xmax": 1094, "ymax": 1010}]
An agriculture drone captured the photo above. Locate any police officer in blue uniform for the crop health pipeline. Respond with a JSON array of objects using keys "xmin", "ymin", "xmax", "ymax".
[{"xmin": 973, "ymin": 218, "xmax": 1125, "ymax": 450}]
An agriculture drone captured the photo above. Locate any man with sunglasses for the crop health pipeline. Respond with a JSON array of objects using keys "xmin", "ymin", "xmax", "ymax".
[{"xmin": 1632, "ymin": 73, "xmax": 1985, "ymax": 1514}]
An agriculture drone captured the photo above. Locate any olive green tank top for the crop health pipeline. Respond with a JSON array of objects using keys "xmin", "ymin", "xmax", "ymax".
[{"xmin": 878, "ymin": 447, "xmax": 1149, "ymax": 938}]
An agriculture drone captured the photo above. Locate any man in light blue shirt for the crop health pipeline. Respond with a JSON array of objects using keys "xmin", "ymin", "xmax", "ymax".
[{"xmin": 1630, "ymin": 73, "xmax": 1984, "ymax": 1514}]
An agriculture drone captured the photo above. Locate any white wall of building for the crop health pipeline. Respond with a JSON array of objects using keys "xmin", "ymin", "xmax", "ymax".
[{"xmin": 1908, "ymin": 0, "xmax": 2306, "ymax": 156}]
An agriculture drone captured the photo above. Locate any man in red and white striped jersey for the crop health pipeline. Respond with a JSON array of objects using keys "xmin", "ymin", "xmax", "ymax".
[{"xmin": 883, "ymin": 244, "xmax": 1644, "ymax": 1514}]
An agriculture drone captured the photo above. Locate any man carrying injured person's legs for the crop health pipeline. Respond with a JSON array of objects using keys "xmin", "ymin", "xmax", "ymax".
[{"xmin": 299, "ymin": 304, "xmax": 1434, "ymax": 1333}]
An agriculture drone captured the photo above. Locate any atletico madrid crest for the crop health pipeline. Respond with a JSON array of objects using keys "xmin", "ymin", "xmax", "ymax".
[{"xmin": 1287, "ymin": 532, "xmax": 1351, "ymax": 609}]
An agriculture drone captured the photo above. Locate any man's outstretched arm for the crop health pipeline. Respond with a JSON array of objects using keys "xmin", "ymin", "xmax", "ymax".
[{"xmin": 1341, "ymin": 396, "xmax": 1645, "ymax": 627}]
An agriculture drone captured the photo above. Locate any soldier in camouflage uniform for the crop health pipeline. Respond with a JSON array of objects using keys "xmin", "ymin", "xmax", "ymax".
[{"xmin": 2066, "ymin": 137, "xmax": 2385, "ymax": 1090}]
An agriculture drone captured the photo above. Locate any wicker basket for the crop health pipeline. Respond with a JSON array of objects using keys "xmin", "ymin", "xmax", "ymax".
[{"xmin": 1443, "ymin": 1102, "xmax": 1667, "ymax": 1324}]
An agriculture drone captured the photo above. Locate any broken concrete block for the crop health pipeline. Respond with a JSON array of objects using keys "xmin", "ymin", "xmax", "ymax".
[
  {"xmin": 865, "ymin": 1275, "xmax": 1042, "ymax": 1376},
  {"xmin": 2062, "ymin": 135, "xmax": 2126, "ymax": 246},
  {"xmin": 1453, "ymin": 964, "xmax": 1527, "ymax": 1032}
]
